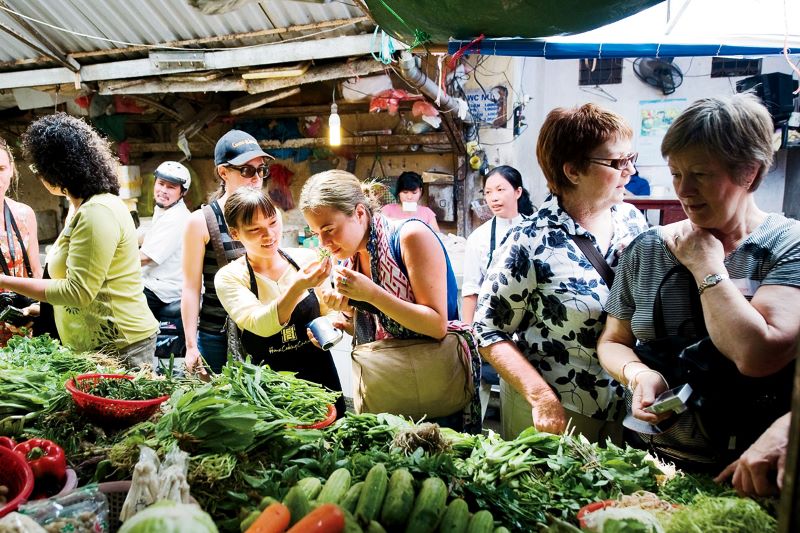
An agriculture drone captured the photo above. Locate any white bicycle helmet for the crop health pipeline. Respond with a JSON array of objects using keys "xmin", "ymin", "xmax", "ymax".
[{"xmin": 154, "ymin": 161, "xmax": 191, "ymax": 191}]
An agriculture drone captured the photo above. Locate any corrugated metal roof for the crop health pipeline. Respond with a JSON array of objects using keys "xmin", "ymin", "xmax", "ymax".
[{"xmin": 0, "ymin": 0, "xmax": 369, "ymax": 67}]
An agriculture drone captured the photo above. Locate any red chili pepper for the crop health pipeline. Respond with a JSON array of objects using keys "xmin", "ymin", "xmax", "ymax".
[
  {"xmin": 13, "ymin": 438, "xmax": 67, "ymax": 498},
  {"xmin": 0, "ymin": 436, "xmax": 16, "ymax": 449}
]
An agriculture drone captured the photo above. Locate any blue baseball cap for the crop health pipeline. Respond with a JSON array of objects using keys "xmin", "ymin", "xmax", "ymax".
[{"xmin": 214, "ymin": 129, "xmax": 273, "ymax": 166}]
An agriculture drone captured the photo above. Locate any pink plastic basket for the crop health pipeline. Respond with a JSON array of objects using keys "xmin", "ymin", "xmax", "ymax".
[
  {"xmin": 0, "ymin": 446, "xmax": 34, "ymax": 518},
  {"xmin": 65, "ymin": 374, "xmax": 169, "ymax": 427}
]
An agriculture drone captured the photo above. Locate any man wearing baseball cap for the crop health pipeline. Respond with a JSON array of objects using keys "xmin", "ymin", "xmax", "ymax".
[
  {"xmin": 139, "ymin": 161, "xmax": 192, "ymax": 320},
  {"xmin": 181, "ymin": 129, "xmax": 273, "ymax": 375}
]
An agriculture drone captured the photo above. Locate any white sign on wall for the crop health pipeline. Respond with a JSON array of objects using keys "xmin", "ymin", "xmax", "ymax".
[
  {"xmin": 466, "ymin": 86, "xmax": 509, "ymax": 128},
  {"xmin": 637, "ymin": 98, "xmax": 688, "ymax": 165}
]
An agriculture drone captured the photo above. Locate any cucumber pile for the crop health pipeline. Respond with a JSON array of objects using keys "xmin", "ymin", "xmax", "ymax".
[{"xmin": 240, "ymin": 464, "xmax": 510, "ymax": 533}]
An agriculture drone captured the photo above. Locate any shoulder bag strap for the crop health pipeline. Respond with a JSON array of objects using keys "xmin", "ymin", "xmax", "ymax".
[
  {"xmin": 569, "ymin": 233, "xmax": 615, "ymax": 287},
  {"xmin": 653, "ymin": 264, "xmax": 707, "ymax": 338},
  {"xmin": 5, "ymin": 203, "xmax": 33, "ymax": 278},
  {"xmin": 0, "ymin": 238, "xmax": 10, "ymax": 276},
  {"xmin": 485, "ymin": 216, "xmax": 498, "ymax": 271},
  {"xmin": 202, "ymin": 203, "xmax": 228, "ymax": 268}
]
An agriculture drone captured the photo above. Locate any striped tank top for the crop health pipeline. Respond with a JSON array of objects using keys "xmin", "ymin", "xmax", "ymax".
[{"xmin": 198, "ymin": 200, "xmax": 245, "ymax": 334}]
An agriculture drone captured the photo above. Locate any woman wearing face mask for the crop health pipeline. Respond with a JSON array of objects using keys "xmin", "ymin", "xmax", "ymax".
[
  {"xmin": 381, "ymin": 171, "xmax": 440, "ymax": 231},
  {"xmin": 214, "ymin": 188, "xmax": 346, "ymax": 418},
  {"xmin": 462, "ymin": 166, "xmax": 534, "ymax": 323},
  {"xmin": 181, "ymin": 129, "xmax": 272, "ymax": 376}
]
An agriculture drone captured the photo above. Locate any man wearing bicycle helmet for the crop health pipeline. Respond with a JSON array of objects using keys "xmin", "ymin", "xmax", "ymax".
[{"xmin": 139, "ymin": 161, "xmax": 192, "ymax": 317}]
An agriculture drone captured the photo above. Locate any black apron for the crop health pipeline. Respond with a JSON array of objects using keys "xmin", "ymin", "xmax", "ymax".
[{"xmin": 239, "ymin": 251, "xmax": 345, "ymax": 419}]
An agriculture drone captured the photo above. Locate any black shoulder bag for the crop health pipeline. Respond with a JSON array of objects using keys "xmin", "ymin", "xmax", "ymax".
[{"xmin": 634, "ymin": 264, "xmax": 795, "ymax": 459}]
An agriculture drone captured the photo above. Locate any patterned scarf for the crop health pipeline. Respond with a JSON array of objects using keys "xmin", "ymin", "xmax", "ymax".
[{"xmin": 349, "ymin": 214, "xmax": 420, "ymax": 341}]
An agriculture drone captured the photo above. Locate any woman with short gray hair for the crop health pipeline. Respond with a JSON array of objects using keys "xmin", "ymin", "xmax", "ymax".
[{"xmin": 598, "ymin": 94, "xmax": 800, "ymax": 473}]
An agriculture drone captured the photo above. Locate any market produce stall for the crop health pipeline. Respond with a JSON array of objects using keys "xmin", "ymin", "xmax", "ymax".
[{"xmin": 0, "ymin": 336, "xmax": 784, "ymax": 532}]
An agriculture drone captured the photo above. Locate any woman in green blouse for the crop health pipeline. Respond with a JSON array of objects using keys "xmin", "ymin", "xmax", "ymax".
[{"xmin": 1, "ymin": 113, "xmax": 158, "ymax": 367}]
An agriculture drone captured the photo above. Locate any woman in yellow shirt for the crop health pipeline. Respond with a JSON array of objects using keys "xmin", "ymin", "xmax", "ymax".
[
  {"xmin": 3, "ymin": 113, "xmax": 158, "ymax": 367},
  {"xmin": 215, "ymin": 188, "xmax": 345, "ymax": 417}
]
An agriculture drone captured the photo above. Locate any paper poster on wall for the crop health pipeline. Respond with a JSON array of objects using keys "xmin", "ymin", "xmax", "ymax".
[
  {"xmin": 637, "ymin": 99, "xmax": 687, "ymax": 165},
  {"xmin": 466, "ymin": 85, "xmax": 508, "ymax": 128}
]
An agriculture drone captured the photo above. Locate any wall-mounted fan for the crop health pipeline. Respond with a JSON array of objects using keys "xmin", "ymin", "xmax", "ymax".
[{"xmin": 632, "ymin": 58, "xmax": 684, "ymax": 95}]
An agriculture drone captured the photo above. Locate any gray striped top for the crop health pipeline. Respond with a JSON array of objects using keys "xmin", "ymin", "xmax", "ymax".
[{"xmin": 606, "ymin": 213, "xmax": 800, "ymax": 467}]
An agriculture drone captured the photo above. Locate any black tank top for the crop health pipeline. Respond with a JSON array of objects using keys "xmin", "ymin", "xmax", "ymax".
[{"xmin": 198, "ymin": 200, "xmax": 244, "ymax": 334}]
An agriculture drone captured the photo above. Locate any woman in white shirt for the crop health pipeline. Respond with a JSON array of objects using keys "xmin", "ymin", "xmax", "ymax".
[
  {"xmin": 462, "ymin": 166, "xmax": 534, "ymax": 322},
  {"xmin": 462, "ymin": 166, "xmax": 534, "ymax": 420}
]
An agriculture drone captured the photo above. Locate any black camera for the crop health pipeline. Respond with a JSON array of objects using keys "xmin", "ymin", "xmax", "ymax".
[{"xmin": 0, "ymin": 291, "xmax": 33, "ymax": 327}]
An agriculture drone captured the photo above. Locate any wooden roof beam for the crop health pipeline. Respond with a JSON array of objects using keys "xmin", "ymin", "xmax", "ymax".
[
  {"xmin": 127, "ymin": 132, "xmax": 451, "ymax": 153},
  {"xmin": 70, "ymin": 17, "xmax": 371, "ymax": 60},
  {"xmin": 0, "ymin": 33, "xmax": 403, "ymax": 90},
  {"xmin": 99, "ymin": 56, "xmax": 386, "ymax": 95}
]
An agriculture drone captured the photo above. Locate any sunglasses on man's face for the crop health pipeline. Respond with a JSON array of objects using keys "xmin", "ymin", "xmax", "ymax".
[
  {"xmin": 587, "ymin": 152, "xmax": 638, "ymax": 170},
  {"xmin": 226, "ymin": 164, "xmax": 270, "ymax": 179}
]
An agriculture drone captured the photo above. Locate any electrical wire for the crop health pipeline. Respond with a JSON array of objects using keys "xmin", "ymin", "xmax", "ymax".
[{"xmin": 0, "ymin": 4, "xmax": 362, "ymax": 52}]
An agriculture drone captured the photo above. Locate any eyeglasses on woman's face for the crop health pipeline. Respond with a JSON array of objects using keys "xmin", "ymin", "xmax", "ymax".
[
  {"xmin": 587, "ymin": 152, "xmax": 638, "ymax": 170},
  {"xmin": 225, "ymin": 164, "xmax": 270, "ymax": 179}
]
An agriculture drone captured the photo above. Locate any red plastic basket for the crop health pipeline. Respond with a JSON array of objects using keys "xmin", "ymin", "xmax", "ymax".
[
  {"xmin": 0, "ymin": 446, "xmax": 34, "ymax": 518},
  {"xmin": 295, "ymin": 404, "xmax": 337, "ymax": 430},
  {"xmin": 65, "ymin": 374, "xmax": 170, "ymax": 427}
]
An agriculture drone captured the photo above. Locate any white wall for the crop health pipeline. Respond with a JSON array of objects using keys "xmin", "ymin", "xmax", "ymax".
[{"xmin": 478, "ymin": 55, "xmax": 797, "ymax": 206}]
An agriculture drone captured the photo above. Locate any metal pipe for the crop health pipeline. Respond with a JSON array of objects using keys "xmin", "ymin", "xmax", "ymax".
[{"xmin": 397, "ymin": 51, "xmax": 461, "ymax": 114}]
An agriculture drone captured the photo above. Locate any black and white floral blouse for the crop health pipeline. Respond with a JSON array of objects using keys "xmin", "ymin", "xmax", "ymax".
[{"xmin": 472, "ymin": 194, "xmax": 649, "ymax": 421}]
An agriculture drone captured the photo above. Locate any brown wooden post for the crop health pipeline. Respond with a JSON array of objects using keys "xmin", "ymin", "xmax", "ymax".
[{"xmin": 777, "ymin": 344, "xmax": 800, "ymax": 533}]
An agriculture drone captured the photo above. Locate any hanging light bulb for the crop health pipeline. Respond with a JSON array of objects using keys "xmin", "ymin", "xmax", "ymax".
[{"xmin": 329, "ymin": 102, "xmax": 341, "ymax": 146}]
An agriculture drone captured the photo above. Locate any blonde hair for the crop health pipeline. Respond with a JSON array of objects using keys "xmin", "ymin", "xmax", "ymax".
[{"xmin": 299, "ymin": 170, "xmax": 379, "ymax": 215}]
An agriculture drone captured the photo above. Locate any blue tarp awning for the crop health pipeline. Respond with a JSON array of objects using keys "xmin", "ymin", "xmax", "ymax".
[{"xmin": 448, "ymin": 0, "xmax": 800, "ymax": 59}]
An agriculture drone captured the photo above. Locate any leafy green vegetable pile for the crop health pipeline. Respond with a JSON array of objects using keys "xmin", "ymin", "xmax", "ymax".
[
  {"xmin": 75, "ymin": 376, "xmax": 174, "ymax": 400},
  {"xmin": 0, "ymin": 336, "xmax": 780, "ymax": 533}
]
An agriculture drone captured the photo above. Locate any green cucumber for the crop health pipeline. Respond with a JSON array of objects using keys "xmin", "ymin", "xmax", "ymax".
[
  {"xmin": 466, "ymin": 510, "xmax": 494, "ymax": 533},
  {"xmin": 438, "ymin": 498, "xmax": 470, "ymax": 532},
  {"xmin": 318, "ymin": 467, "xmax": 352, "ymax": 504},
  {"xmin": 341, "ymin": 482, "xmax": 364, "ymax": 514},
  {"xmin": 356, "ymin": 463, "xmax": 389, "ymax": 525},
  {"xmin": 296, "ymin": 476, "xmax": 323, "ymax": 500},
  {"xmin": 404, "ymin": 477, "xmax": 447, "ymax": 533},
  {"xmin": 380, "ymin": 468, "xmax": 415, "ymax": 529},
  {"xmin": 283, "ymin": 485, "xmax": 311, "ymax": 526}
]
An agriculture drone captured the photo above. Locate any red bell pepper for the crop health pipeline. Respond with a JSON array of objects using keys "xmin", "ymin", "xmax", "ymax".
[
  {"xmin": 0, "ymin": 436, "xmax": 15, "ymax": 449},
  {"xmin": 13, "ymin": 438, "xmax": 67, "ymax": 498}
]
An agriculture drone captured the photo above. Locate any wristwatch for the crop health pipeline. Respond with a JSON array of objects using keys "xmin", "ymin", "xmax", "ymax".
[{"xmin": 698, "ymin": 273, "xmax": 727, "ymax": 295}]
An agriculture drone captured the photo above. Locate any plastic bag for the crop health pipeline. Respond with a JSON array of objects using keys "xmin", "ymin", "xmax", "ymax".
[
  {"xmin": 119, "ymin": 446, "xmax": 160, "ymax": 522},
  {"xmin": 0, "ymin": 512, "xmax": 48, "ymax": 533},
  {"xmin": 18, "ymin": 485, "xmax": 108, "ymax": 533},
  {"xmin": 155, "ymin": 444, "xmax": 190, "ymax": 504}
]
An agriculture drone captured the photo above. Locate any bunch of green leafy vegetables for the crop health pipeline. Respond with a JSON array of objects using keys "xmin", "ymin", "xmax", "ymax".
[
  {"xmin": 218, "ymin": 359, "xmax": 341, "ymax": 425},
  {"xmin": 155, "ymin": 383, "xmax": 288, "ymax": 454},
  {"xmin": 75, "ymin": 375, "xmax": 174, "ymax": 400}
]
